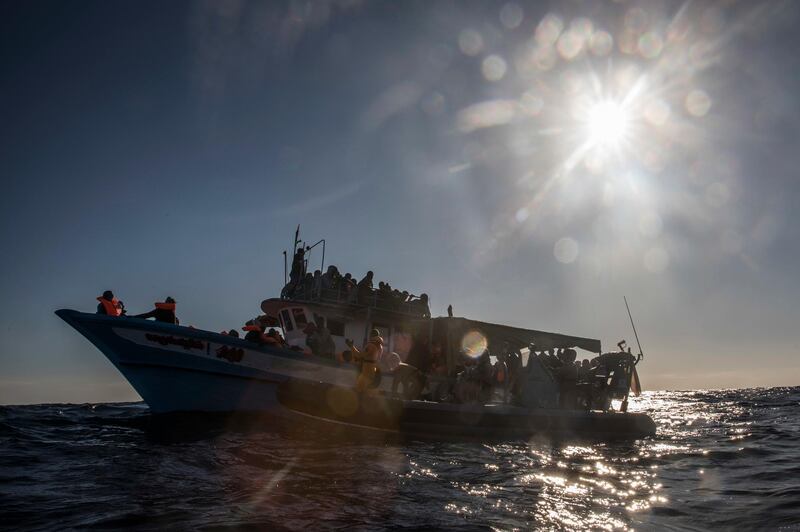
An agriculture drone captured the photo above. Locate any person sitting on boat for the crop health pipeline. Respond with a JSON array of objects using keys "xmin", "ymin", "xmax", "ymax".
[
  {"xmin": 500, "ymin": 341, "xmax": 523, "ymax": 404},
  {"xmin": 305, "ymin": 321, "xmax": 335, "ymax": 358},
  {"xmin": 243, "ymin": 322, "xmax": 267, "ymax": 344},
  {"xmin": 311, "ymin": 270, "xmax": 323, "ymax": 298},
  {"xmin": 345, "ymin": 329, "xmax": 384, "ymax": 393},
  {"xmin": 264, "ymin": 328, "xmax": 282, "ymax": 346},
  {"xmin": 391, "ymin": 288, "xmax": 405, "ymax": 310},
  {"xmin": 299, "ymin": 272, "xmax": 313, "ymax": 299},
  {"xmin": 426, "ymin": 341, "xmax": 449, "ymax": 400},
  {"xmin": 455, "ymin": 348, "xmax": 494, "ymax": 403},
  {"xmin": 429, "ymin": 342, "xmax": 447, "ymax": 376},
  {"xmin": 96, "ymin": 290, "xmax": 124, "ymax": 316},
  {"xmin": 520, "ymin": 349, "xmax": 559, "ymax": 409},
  {"xmin": 546, "ymin": 349, "xmax": 563, "ymax": 369},
  {"xmin": 305, "ymin": 322, "xmax": 319, "ymax": 354},
  {"xmin": 558, "ymin": 363, "xmax": 579, "ymax": 409},
  {"xmin": 341, "ymin": 273, "xmax": 357, "ymax": 302},
  {"xmin": 321, "ymin": 265, "xmax": 340, "ymax": 296},
  {"xmin": 411, "ymin": 293, "xmax": 431, "ymax": 318},
  {"xmin": 133, "ymin": 297, "xmax": 178, "ymax": 324},
  {"xmin": 578, "ymin": 359, "xmax": 591, "ymax": 381},
  {"xmin": 357, "ymin": 271, "xmax": 374, "ymax": 303},
  {"xmin": 393, "ymin": 335, "xmax": 431, "ymax": 399},
  {"xmin": 377, "ymin": 281, "xmax": 390, "ymax": 306}
]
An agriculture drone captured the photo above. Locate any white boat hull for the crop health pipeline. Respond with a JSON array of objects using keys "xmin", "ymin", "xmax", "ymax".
[{"xmin": 55, "ymin": 309, "xmax": 376, "ymax": 414}]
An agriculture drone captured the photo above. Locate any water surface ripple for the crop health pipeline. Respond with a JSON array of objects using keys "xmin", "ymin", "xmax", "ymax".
[{"xmin": 2, "ymin": 387, "xmax": 799, "ymax": 530}]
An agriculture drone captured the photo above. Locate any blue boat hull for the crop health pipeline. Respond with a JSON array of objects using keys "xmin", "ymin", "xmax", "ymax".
[{"xmin": 55, "ymin": 309, "xmax": 357, "ymax": 414}]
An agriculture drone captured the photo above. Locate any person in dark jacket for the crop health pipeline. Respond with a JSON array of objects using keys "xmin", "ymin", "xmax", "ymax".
[
  {"xmin": 357, "ymin": 271, "xmax": 374, "ymax": 304},
  {"xmin": 133, "ymin": 297, "xmax": 179, "ymax": 324}
]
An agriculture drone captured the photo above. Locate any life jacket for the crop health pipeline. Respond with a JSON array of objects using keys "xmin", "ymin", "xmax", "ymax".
[
  {"xmin": 155, "ymin": 302, "xmax": 176, "ymax": 311},
  {"xmin": 495, "ymin": 361, "xmax": 506, "ymax": 383},
  {"xmin": 97, "ymin": 297, "xmax": 122, "ymax": 316},
  {"xmin": 242, "ymin": 324, "xmax": 262, "ymax": 332},
  {"xmin": 362, "ymin": 340, "xmax": 383, "ymax": 363}
]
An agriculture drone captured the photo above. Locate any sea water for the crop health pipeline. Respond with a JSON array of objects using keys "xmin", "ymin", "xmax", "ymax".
[{"xmin": 1, "ymin": 387, "xmax": 798, "ymax": 530}]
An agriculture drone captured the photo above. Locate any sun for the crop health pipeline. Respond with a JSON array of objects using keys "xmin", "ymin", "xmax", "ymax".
[{"xmin": 587, "ymin": 100, "xmax": 631, "ymax": 149}]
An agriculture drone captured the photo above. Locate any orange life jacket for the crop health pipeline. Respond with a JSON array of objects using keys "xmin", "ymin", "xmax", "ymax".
[
  {"xmin": 495, "ymin": 362, "xmax": 506, "ymax": 383},
  {"xmin": 154, "ymin": 302, "xmax": 176, "ymax": 311},
  {"xmin": 242, "ymin": 324, "xmax": 262, "ymax": 332},
  {"xmin": 362, "ymin": 341, "xmax": 383, "ymax": 363},
  {"xmin": 97, "ymin": 296, "xmax": 122, "ymax": 316}
]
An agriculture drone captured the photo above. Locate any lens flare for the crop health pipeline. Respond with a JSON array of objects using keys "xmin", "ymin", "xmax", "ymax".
[
  {"xmin": 587, "ymin": 100, "xmax": 630, "ymax": 148},
  {"xmin": 461, "ymin": 330, "xmax": 488, "ymax": 358}
]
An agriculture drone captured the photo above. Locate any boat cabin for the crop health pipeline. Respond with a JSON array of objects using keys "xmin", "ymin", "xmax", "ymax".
[{"xmin": 261, "ymin": 294, "xmax": 602, "ymax": 372}]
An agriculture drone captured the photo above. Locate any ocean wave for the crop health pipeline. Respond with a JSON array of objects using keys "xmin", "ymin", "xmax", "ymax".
[{"xmin": 1, "ymin": 387, "xmax": 799, "ymax": 530}]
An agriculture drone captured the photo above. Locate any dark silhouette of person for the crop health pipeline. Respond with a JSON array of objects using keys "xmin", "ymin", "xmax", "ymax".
[
  {"xmin": 134, "ymin": 297, "xmax": 179, "ymax": 324},
  {"xmin": 357, "ymin": 271, "xmax": 374, "ymax": 303},
  {"xmin": 289, "ymin": 247, "xmax": 306, "ymax": 285},
  {"xmin": 96, "ymin": 290, "xmax": 124, "ymax": 316}
]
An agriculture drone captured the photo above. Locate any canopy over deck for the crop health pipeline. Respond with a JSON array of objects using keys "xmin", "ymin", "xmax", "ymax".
[{"xmin": 434, "ymin": 317, "xmax": 601, "ymax": 354}]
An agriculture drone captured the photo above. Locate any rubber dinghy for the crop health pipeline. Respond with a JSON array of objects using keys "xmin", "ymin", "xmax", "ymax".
[{"xmin": 277, "ymin": 379, "xmax": 656, "ymax": 440}]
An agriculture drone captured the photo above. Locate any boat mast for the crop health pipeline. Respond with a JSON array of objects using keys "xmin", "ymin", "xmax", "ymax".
[{"xmin": 624, "ymin": 296, "xmax": 644, "ymax": 362}]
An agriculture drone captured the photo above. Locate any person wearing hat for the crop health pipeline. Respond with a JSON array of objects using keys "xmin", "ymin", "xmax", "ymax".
[
  {"xmin": 346, "ymin": 328, "xmax": 384, "ymax": 392},
  {"xmin": 133, "ymin": 296, "xmax": 179, "ymax": 324}
]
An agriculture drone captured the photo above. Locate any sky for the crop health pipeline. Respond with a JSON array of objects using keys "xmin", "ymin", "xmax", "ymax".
[{"xmin": 1, "ymin": 0, "xmax": 799, "ymax": 404}]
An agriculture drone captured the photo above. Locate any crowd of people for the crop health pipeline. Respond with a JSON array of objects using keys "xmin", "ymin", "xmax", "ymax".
[
  {"xmin": 527, "ymin": 344, "xmax": 637, "ymax": 410},
  {"xmin": 281, "ymin": 260, "xmax": 431, "ymax": 318},
  {"xmin": 390, "ymin": 336, "xmax": 631, "ymax": 411},
  {"xmin": 240, "ymin": 322, "xmax": 288, "ymax": 347}
]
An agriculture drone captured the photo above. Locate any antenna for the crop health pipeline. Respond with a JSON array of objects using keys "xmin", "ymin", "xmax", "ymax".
[
  {"xmin": 283, "ymin": 250, "xmax": 287, "ymax": 285},
  {"xmin": 624, "ymin": 296, "xmax": 644, "ymax": 360}
]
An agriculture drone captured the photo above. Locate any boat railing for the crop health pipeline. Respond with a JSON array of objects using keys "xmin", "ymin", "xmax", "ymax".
[{"xmin": 283, "ymin": 283, "xmax": 430, "ymax": 318}]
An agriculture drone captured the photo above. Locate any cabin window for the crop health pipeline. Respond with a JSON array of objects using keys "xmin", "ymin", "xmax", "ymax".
[
  {"xmin": 292, "ymin": 308, "xmax": 308, "ymax": 327},
  {"xmin": 280, "ymin": 310, "xmax": 294, "ymax": 332},
  {"xmin": 327, "ymin": 319, "xmax": 345, "ymax": 337}
]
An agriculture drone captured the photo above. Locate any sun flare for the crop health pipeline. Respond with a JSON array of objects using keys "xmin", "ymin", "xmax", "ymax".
[{"xmin": 587, "ymin": 100, "xmax": 630, "ymax": 149}]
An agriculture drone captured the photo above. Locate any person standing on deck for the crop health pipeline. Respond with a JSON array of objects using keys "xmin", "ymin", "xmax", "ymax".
[
  {"xmin": 289, "ymin": 247, "xmax": 305, "ymax": 285},
  {"xmin": 346, "ymin": 329, "xmax": 384, "ymax": 392}
]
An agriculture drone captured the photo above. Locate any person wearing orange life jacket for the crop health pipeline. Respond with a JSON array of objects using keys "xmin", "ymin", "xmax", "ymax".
[
  {"xmin": 133, "ymin": 297, "xmax": 179, "ymax": 324},
  {"xmin": 242, "ymin": 323, "xmax": 267, "ymax": 344},
  {"xmin": 264, "ymin": 328, "xmax": 285, "ymax": 346},
  {"xmin": 96, "ymin": 290, "xmax": 124, "ymax": 316},
  {"xmin": 346, "ymin": 329, "xmax": 384, "ymax": 393}
]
